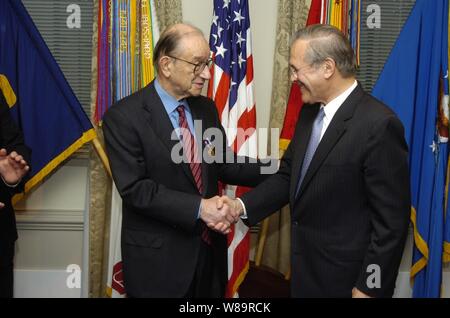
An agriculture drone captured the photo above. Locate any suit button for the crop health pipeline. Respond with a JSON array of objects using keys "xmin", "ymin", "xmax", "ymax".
[{"xmin": 292, "ymin": 221, "xmax": 299, "ymax": 226}]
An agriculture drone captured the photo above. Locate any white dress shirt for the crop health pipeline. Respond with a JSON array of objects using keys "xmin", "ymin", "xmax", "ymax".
[
  {"xmin": 319, "ymin": 80, "xmax": 357, "ymax": 140},
  {"xmin": 238, "ymin": 80, "xmax": 358, "ymax": 218}
]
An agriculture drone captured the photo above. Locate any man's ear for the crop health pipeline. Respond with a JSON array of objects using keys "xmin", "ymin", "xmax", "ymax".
[
  {"xmin": 159, "ymin": 56, "xmax": 172, "ymax": 77},
  {"xmin": 323, "ymin": 58, "xmax": 336, "ymax": 79}
]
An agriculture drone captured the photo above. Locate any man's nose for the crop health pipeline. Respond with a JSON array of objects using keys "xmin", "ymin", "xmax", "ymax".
[
  {"xmin": 290, "ymin": 72, "xmax": 297, "ymax": 82},
  {"xmin": 200, "ymin": 64, "xmax": 211, "ymax": 80}
]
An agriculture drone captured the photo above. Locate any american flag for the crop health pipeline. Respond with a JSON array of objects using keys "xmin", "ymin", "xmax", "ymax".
[{"xmin": 207, "ymin": 0, "xmax": 257, "ymax": 297}]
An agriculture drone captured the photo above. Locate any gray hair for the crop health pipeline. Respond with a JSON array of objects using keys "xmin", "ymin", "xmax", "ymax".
[
  {"xmin": 292, "ymin": 24, "xmax": 357, "ymax": 77},
  {"xmin": 153, "ymin": 23, "xmax": 204, "ymax": 72}
]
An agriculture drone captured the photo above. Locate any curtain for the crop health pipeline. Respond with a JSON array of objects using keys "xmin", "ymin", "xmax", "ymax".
[
  {"xmin": 258, "ymin": 0, "xmax": 311, "ymax": 276},
  {"xmin": 154, "ymin": 0, "xmax": 183, "ymax": 32}
]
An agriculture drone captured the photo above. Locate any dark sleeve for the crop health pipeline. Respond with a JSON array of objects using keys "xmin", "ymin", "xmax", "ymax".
[
  {"xmin": 238, "ymin": 133, "xmax": 294, "ymax": 226},
  {"xmin": 209, "ymin": 103, "xmax": 277, "ymax": 187},
  {"xmin": 102, "ymin": 106, "xmax": 202, "ymax": 233},
  {"xmin": 0, "ymin": 92, "xmax": 31, "ymax": 196},
  {"xmin": 355, "ymin": 115, "xmax": 411, "ymax": 297}
]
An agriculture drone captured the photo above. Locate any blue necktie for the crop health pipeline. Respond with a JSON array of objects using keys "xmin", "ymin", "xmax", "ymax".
[{"xmin": 296, "ymin": 107, "xmax": 325, "ymax": 196}]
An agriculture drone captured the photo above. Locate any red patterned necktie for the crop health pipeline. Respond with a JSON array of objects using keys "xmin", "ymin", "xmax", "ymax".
[{"xmin": 176, "ymin": 105, "xmax": 211, "ymax": 244}]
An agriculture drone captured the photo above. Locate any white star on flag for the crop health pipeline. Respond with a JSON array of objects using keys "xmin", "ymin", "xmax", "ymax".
[
  {"xmin": 233, "ymin": 10, "xmax": 245, "ymax": 24},
  {"xmin": 217, "ymin": 25, "xmax": 224, "ymax": 37},
  {"xmin": 430, "ymin": 140, "xmax": 437, "ymax": 153},
  {"xmin": 238, "ymin": 54, "xmax": 246, "ymax": 68},
  {"xmin": 215, "ymin": 42, "xmax": 228, "ymax": 58},
  {"xmin": 236, "ymin": 32, "xmax": 246, "ymax": 46},
  {"xmin": 212, "ymin": 14, "xmax": 219, "ymax": 25}
]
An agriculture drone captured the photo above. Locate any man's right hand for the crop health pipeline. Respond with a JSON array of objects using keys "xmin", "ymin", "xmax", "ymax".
[
  {"xmin": 208, "ymin": 196, "xmax": 244, "ymax": 234},
  {"xmin": 0, "ymin": 202, "xmax": 4, "ymax": 209},
  {"xmin": 200, "ymin": 196, "xmax": 241, "ymax": 234}
]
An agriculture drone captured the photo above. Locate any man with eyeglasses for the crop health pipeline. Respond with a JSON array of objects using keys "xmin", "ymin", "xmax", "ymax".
[
  {"xmin": 220, "ymin": 24, "xmax": 411, "ymax": 298},
  {"xmin": 103, "ymin": 23, "xmax": 271, "ymax": 298}
]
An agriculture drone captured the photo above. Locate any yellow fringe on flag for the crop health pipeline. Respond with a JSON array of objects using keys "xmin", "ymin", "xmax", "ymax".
[
  {"xmin": 0, "ymin": 74, "xmax": 17, "ymax": 107},
  {"xmin": 12, "ymin": 129, "xmax": 97, "ymax": 205},
  {"xmin": 230, "ymin": 261, "xmax": 249, "ymax": 298},
  {"xmin": 410, "ymin": 207, "xmax": 430, "ymax": 279}
]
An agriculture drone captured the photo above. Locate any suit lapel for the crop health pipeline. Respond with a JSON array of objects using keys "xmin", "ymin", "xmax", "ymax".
[
  {"xmin": 289, "ymin": 104, "xmax": 320, "ymax": 204},
  {"xmin": 294, "ymin": 84, "xmax": 365, "ymax": 202},
  {"xmin": 141, "ymin": 82, "xmax": 198, "ymax": 192}
]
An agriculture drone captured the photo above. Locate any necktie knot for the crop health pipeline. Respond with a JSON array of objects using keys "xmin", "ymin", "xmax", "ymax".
[
  {"xmin": 176, "ymin": 105, "xmax": 186, "ymax": 120},
  {"xmin": 317, "ymin": 107, "xmax": 325, "ymax": 122}
]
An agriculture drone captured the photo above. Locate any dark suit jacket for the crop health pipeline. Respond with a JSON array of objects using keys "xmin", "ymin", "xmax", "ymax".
[
  {"xmin": 103, "ymin": 81, "xmax": 268, "ymax": 297},
  {"xmin": 241, "ymin": 83, "xmax": 411, "ymax": 298},
  {"xmin": 0, "ymin": 92, "xmax": 30, "ymax": 245}
]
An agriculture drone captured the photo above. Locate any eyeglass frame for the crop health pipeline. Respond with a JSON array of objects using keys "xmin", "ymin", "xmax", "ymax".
[
  {"xmin": 289, "ymin": 62, "xmax": 322, "ymax": 78},
  {"xmin": 167, "ymin": 55, "xmax": 213, "ymax": 75}
]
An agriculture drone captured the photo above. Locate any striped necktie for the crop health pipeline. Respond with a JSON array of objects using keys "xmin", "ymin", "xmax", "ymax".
[
  {"xmin": 296, "ymin": 107, "xmax": 326, "ymax": 196},
  {"xmin": 177, "ymin": 105, "xmax": 202, "ymax": 193},
  {"xmin": 176, "ymin": 105, "xmax": 210, "ymax": 244}
]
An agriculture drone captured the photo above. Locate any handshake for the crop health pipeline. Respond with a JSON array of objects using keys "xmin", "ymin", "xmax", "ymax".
[{"xmin": 200, "ymin": 196, "xmax": 244, "ymax": 235}]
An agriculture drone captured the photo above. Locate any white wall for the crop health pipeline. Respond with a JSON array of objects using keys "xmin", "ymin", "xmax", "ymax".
[{"xmin": 14, "ymin": 160, "xmax": 88, "ymax": 298}]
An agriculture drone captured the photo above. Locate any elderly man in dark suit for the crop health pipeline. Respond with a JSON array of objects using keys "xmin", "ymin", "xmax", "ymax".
[
  {"xmin": 103, "ymin": 23, "xmax": 271, "ymax": 298},
  {"xmin": 222, "ymin": 24, "xmax": 411, "ymax": 298},
  {"xmin": 0, "ymin": 90, "xmax": 30, "ymax": 298}
]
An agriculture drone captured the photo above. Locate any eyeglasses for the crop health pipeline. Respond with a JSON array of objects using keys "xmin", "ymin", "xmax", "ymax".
[
  {"xmin": 289, "ymin": 63, "xmax": 315, "ymax": 78},
  {"xmin": 168, "ymin": 55, "xmax": 213, "ymax": 75}
]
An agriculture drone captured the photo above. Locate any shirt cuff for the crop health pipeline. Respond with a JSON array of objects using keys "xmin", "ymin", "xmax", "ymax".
[
  {"xmin": 1, "ymin": 176, "xmax": 20, "ymax": 188},
  {"xmin": 236, "ymin": 198, "xmax": 247, "ymax": 219},
  {"xmin": 197, "ymin": 199, "xmax": 202, "ymax": 219}
]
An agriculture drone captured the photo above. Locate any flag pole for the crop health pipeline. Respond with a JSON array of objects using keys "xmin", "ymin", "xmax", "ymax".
[{"xmin": 91, "ymin": 136, "xmax": 112, "ymax": 178}]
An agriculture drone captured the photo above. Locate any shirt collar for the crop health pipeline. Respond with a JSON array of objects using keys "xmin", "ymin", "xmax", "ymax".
[
  {"xmin": 154, "ymin": 78, "xmax": 189, "ymax": 114},
  {"xmin": 322, "ymin": 80, "xmax": 358, "ymax": 120}
]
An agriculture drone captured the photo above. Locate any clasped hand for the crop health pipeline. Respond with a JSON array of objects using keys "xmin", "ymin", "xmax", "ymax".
[
  {"xmin": 0, "ymin": 148, "xmax": 29, "ymax": 211},
  {"xmin": 0, "ymin": 148, "xmax": 29, "ymax": 187},
  {"xmin": 200, "ymin": 196, "xmax": 243, "ymax": 235}
]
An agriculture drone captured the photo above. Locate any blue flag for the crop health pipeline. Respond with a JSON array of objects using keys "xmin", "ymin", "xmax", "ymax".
[
  {"xmin": 372, "ymin": 0, "xmax": 448, "ymax": 297},
  {"xmin": 0, "ymin": 0, "xmax": 96, "ymax": 202}
]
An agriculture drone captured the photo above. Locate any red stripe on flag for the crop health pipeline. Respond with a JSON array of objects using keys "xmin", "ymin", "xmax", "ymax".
[
  {"xmin": 231, "ymin": 106, "xmax": 257, "ymax": 153},
  {"xmin": 240, "ymin": 104, "xmax": 256, "ymax": 130},
  {"xmin": 246, "ymin": 55, "xmax": 254, "ymax": 84},
  {"xmin": 214, "ymin": 72, "xmax": 231, "ymax": 121},
  {"xmin": 225, "ymin": 227, "xmax": 250, "ymax": 298}
]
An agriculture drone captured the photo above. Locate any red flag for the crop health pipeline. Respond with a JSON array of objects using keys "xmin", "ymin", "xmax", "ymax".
[{"xmin": 280, "ymin": 0, "xmax": 323, "ymax": 151}]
